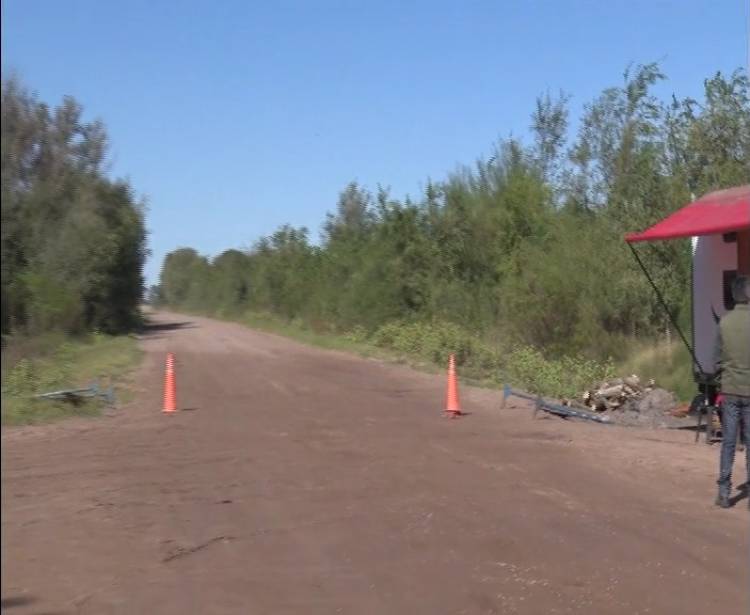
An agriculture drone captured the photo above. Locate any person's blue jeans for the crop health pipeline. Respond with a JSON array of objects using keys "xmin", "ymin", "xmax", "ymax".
[{"xmin": 717, "ymin": 395, "xmax": 750, "ymax": 497}]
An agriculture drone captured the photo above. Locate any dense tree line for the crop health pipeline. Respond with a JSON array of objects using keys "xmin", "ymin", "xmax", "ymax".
[
  {"xmin": 158, "ymin": 65, "xmax": 750, "ymax": 361},
  {"xmin": 1, "ymin": 77, "xmax": 147, "ymax": 337}
]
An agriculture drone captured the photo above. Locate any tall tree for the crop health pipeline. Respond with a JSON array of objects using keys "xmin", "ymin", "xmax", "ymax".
[{"xmin": 1, "ymin": 76, "xmax": 147, "ymax": 335}]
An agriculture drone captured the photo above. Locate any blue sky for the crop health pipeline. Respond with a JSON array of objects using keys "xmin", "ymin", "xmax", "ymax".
[{"xmin": 2, "ymin": 1, "xmax": 748, "ymax": 285}]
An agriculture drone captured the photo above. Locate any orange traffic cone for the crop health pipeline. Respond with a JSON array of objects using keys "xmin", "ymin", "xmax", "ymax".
[
  {"xmin": 444, "ymin": 354, "xmax": 462, "ymax": 418},
  {"xmin": 163, "ymin": 352, "xmax": 177, "ymax": 413}
]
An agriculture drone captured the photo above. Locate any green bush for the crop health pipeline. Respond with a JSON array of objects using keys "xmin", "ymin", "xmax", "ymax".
[
  {"xmin": 369, "ymin": 320, "xmax": 505, "ymax": 374},
  {"xmin": 505, "ymin": 346, "xmax": 615, "ymax": 399},
  {"xmin": 22, "ymin": 273, "xmax": 84, "ymax": 335},
  {"xmin": 348, "ymin": 320, "xmax": 614, "ymax": 398},
  {"xmin": 343, "ymin": 325, "xmax": 368, "ymax": 343},
  {"xmin": 2, "ymin": 359, "xmax": 37, "ymax": 395},
  {"xmin": 372, "ymin": 321, "xmax": 469, "ymax": 363}
]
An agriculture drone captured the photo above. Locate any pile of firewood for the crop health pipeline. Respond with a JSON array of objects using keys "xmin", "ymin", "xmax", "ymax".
[{"xmin": 581, "ymin": 375, "xmax": 655, "ymax": 412}]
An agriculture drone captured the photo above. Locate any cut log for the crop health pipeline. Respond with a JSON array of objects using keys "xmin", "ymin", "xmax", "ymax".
[
  {"xmin": 577, "ymin": 374, "xmax": 663, "ymax": 417},
  {"xmin": 591, "ymin": 396, "xmax": 609, "ymax": 411},
  {"xmin": 623, "ymin": 375, "xmax": 642, "ymax": 390},
  {"xmin": 596, "ymin": 384, "xmax": 625, "ymax": 399}
]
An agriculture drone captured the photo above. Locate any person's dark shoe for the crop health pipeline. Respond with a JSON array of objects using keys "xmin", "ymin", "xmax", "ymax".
[{"xmin": 715, "ymin": 494, "xmax": 731, "ymax": 508}]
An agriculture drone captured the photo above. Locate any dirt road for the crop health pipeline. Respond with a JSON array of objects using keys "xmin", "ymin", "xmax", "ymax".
[{"xmin": 2, "ymin": 312, "xmax": 748, "ymax": 614}]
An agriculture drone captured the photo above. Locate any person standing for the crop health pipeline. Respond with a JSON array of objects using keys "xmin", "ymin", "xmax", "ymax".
[{"xmin": 713, "ymin": 275, "xmax": 750, "ymax": 509}]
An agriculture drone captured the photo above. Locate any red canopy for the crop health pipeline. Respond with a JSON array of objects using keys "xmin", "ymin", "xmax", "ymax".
[{"xmin": 625, "ymin": 185, "xmax": 750, "ymax": 243}]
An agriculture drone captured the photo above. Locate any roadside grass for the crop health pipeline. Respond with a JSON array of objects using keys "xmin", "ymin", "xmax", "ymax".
[
  {"xmin": 619, "ymin": 342, "xmax": 695, "ymax": 402},
  {"xmin": 1, "ymin": 334, "xmax": 142, "ymax": 425}
]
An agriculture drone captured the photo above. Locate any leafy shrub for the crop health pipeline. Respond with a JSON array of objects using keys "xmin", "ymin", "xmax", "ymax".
[
  {"xmin": 343, "ymin": 325, "xmax": 368, "ymax": 343},
  {"xmin": 506, "ymin": 346, "xmax": 615, "ymax": 399},
  {"xmin": 368, "ymin": 321, "xmax": 613, "ymax": 398},
  {"xmin": 372, "ymin": 321, "xmax": 468, "ymax": 363},
  {"xmin": 2, "ymin": 359, "xmax": 37, "ymax": 395},
  {"xmin": 2, "ymin": 342, "xmax": 75, "ymax": 395}
]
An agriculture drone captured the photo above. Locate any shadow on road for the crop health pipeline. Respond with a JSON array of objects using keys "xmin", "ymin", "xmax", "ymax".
[
  {"xmin": 1, "ymin": 595, "xmax": 37, "ymax": 609},
  {"xmin": 728, "ymin": 483, "xmax": 749, "ymax": 508},
  {"xmin": 140, "ymin": 321, "xmax": 198, "ymax": 334}
]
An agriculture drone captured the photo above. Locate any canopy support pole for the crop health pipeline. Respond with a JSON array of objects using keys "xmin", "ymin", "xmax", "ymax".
[{"xmin": 627, "ymin": 242, "xmax": 704, "ymax": 377}]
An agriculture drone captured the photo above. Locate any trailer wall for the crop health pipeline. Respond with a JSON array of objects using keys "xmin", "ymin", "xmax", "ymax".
[{"xmin": 691, "ymin": 233, "xmax": 741, "ymax": 376}]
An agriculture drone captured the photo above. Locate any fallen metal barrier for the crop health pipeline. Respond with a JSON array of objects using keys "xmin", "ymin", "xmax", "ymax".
[
  {"xmin": 501, "ymin": 384, "xmax": 612, "ymax": 424},
  {"xmin": 34, "ymin": 381, "xmax": 115, "ymax": 405}
]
